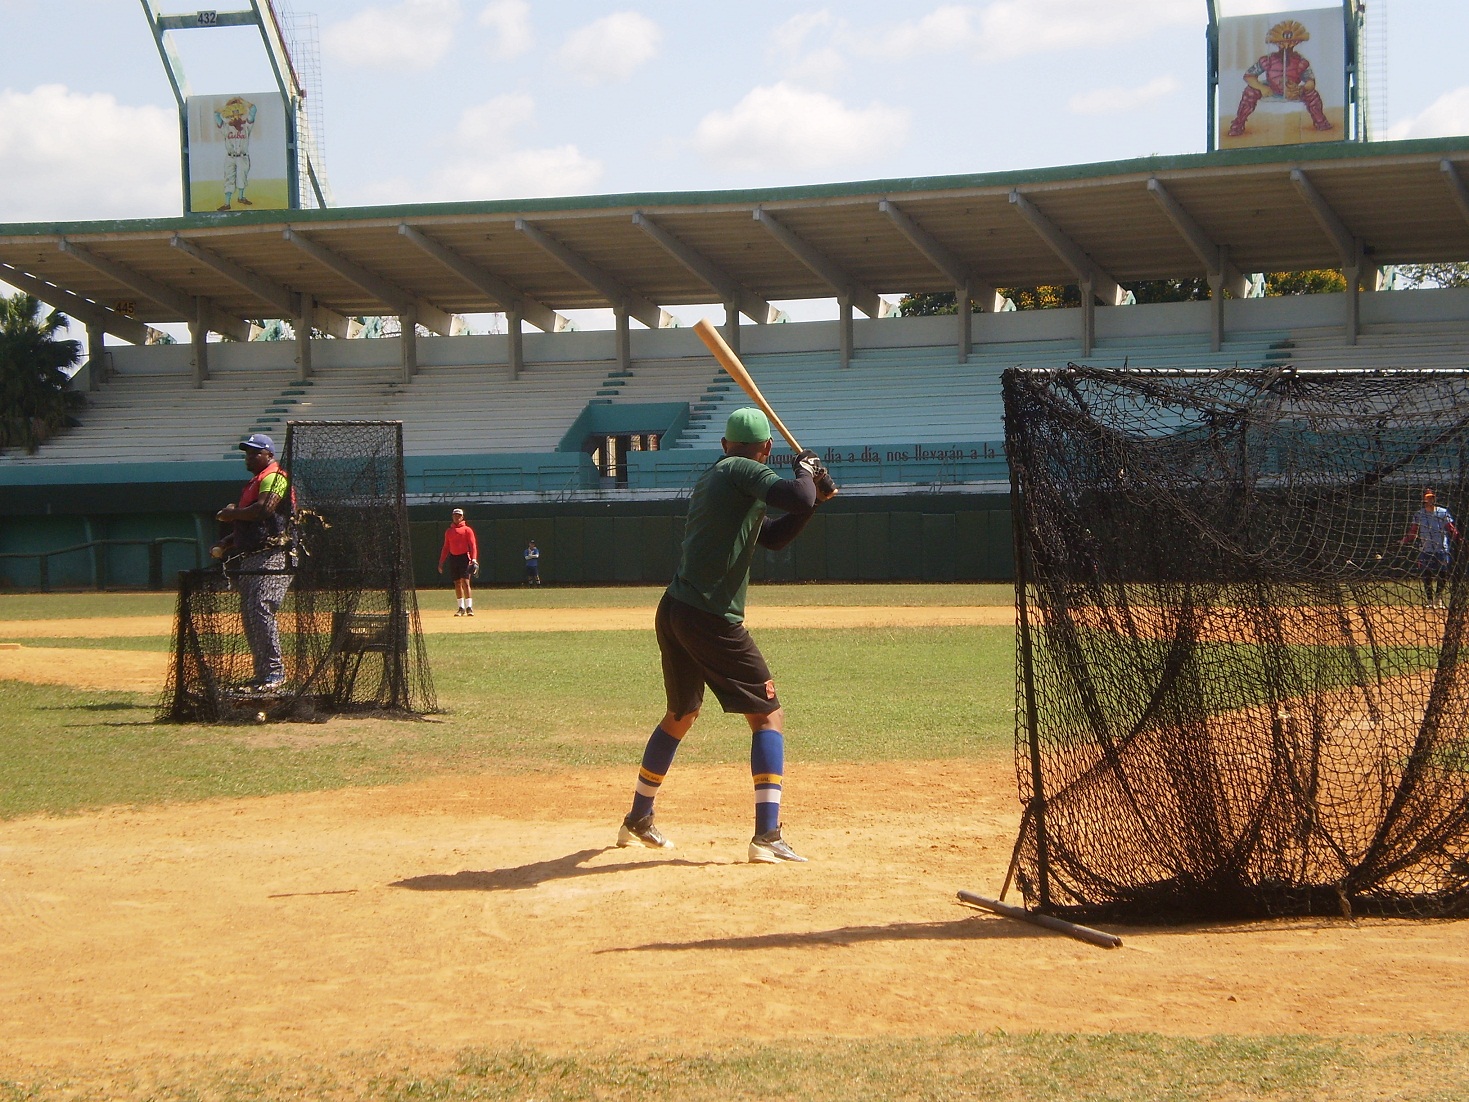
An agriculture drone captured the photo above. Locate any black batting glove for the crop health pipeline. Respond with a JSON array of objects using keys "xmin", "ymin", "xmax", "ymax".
[{"xmin": 813, "ymin": 466, "xmax": 838, "ymax": 502}]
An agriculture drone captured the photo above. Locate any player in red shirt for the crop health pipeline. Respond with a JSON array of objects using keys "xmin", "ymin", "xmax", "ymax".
[{"xmin": 438, "ymin": 508, "xmax": 479, "ymax": 615}]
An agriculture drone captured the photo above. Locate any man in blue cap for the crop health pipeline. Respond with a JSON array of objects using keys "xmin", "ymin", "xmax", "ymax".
[
  {"xmin": 211, "ymin": 432, "xmax": 293, "ymax": 692},
  {"xmin": 617, "ymin": 407, "xmax": 835, "ymax": 862}
]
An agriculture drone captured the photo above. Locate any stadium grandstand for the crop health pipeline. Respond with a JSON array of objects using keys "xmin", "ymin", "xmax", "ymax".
[{"xmin": 3, "ymin": 137, "xmax": 1469, "ymax": 587}]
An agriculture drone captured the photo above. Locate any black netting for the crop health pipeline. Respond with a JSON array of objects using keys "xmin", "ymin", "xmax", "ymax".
[
  {"xmin": 161, "ymin": 420, "xmax": 436, "ymax": 723},
  {"xmin": 1003, "ymin": 366, "xmax": 1469, "ymax": 922}
]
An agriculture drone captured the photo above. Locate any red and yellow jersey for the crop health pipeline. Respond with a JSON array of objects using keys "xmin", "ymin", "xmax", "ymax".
[
  {"xmin": 237, "ymin": 461, "xmax": 289, "ymax": 509},
  {"xmin": 231, "ymin": 461, "xmax": 291, "ymax": 554}
]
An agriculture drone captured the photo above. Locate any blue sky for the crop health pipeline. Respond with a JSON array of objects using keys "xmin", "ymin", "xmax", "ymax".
[{"xmin": 2, "ymin": 0, "xmax": 1467, "ymax": 331}]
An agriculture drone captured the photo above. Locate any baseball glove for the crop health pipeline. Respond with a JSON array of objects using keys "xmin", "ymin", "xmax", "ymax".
[{"xmin": 469, "ymin": 559, "xmax": 480, "ymax": 578}]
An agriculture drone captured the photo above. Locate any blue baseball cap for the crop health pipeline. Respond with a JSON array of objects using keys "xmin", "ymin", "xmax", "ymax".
[{"xmin": 239, "ymin": 432, "xmax": 275, "ymax": 452}]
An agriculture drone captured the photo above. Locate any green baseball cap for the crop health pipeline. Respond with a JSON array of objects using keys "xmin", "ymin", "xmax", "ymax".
[{"xmin": 725, "ymin": 407, "xmax": 771, "ymax": 444}]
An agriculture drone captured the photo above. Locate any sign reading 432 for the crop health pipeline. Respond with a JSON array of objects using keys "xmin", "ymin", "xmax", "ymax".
[{"xmin": 196, "ymin": 10, "xmax": 218, "ymax": 26}]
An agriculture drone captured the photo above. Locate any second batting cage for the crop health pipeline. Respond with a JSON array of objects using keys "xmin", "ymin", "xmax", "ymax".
[
  {"xmin": 161, "ymin": 420, "xmax": 436, "ymax": 723},
  {"xmin": 1002, "ymin": 365, "xmax": 1469, "ymax": 922}
]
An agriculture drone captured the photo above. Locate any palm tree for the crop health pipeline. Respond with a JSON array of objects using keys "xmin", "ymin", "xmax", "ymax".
[{"xmin": 0, "ymin": 291, "xmax": 83, "ymax": 454}]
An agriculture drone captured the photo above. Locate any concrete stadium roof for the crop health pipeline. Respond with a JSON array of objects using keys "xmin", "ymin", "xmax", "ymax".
[{"xmin": 2, "ymin": 137, "xmax": 1468, "ymax": 343}]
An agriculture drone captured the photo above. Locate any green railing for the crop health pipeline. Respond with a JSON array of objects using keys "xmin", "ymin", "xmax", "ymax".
[{"xmin": 0, "ymin": 537, "xmax": 203, "ymax": 591}]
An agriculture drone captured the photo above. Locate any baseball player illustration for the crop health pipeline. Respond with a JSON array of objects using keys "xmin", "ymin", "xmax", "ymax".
[
  {"xmin": 1227, "ymin": 19, "xmax": 1334, "ymax": 138},
  {"xmin": 214, "ymin": 96, "xmax": 258, "ymax": 211}
]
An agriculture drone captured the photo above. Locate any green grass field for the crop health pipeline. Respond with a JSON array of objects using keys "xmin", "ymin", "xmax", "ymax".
[{"xmin": 3, "ymin": 585, "xmax": 1468, "ymax": 1101}]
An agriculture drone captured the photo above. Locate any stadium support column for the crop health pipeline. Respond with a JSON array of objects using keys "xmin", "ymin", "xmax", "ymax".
[
  {"xmin": 295, "ymin": 296, "xmax": 314, "ymax": 382},
  {"xmin": 723, "ymin": 298, "xmax": 740, "ymax": 356},
  {"xmin": 400, "ymin": 305, "xmax": 418, "ymax": 382},
  {"xmin": 507, "ymin": 307, "xmax": 523, "ymax": 380},
  {"xmin": 838, "ymin": 296, "xmax": 853, "ymax": 369},
  {"xmin": 958, "ymin": 280, "xmax": 973, "ymax": 364},
  {"xmin": 1289, "ymin": 168, "xmax": 1362, "ymax": 346},
  {"xmin": 615, "ymin": 306, "xmax": 631, "ymax": 374},
  {"xmin": 190, "ymin": 297, "xmax": 209, "ymax": 387},
  {"xmin": 1344, "ymin": 243, "xmax": 1365, "ymax": 348},
  {"xmin": 85, "ymin": 320, "xmax": 107, "ymax": 392},
  {"xmin": 1080, "ymin": 279, "xmax": 1096, "ymax": 357},
  {"xmin": 1207, "ymin": 247, "xmax": 1228, "ymax": 353}
]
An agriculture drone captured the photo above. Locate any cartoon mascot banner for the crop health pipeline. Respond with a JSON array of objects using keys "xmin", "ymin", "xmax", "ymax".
[
  {"xmin": 186, "ymin": 92, "xmax": 291, "ymax": 213},
  {"xmin": 1219, "ymin": 8, "xmax": 1348, "ymax": 149}
]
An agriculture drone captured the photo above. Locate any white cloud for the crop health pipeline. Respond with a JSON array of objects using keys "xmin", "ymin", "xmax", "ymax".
[
  {"xmin": 322, "ymin": 0, "xmax": 460, "ymax": 70},
  {"xmin": 972, "ymin": 0, "xmax": 1197, "ymax": 60},
  {"xmin": 771, "ymin": 10, "xmax": 839, "ymax": 58},
  {"xmin": 0, "ymin": 85, "xmax": 176, "ymax": 222},
  {"xmin": 781, "ymin": 45, "xmax": 848, "ymax": 88},
  {"xmin": 558, "ymin": 12, "xmax": 662, "ymax": 84},
  {"xmin": 1069, "ymin": 76, "xmax": 1179, "ymax": 116},
  {"xmin": 451, "ymin": 93, "xmax": 536, "ymax": 148},
  {"xmin": 1217, "ymin": 0, "xmax": 1340, "ymax": 14},
  {"xmin": 432, "ymin": 94, "xmax": 602, "ymax": 200},
  {"xmin": 825, "ymin": 1, "xmax": 1197, "ymax": 64},
  {"xmin": 478, "ymin": 0, "xmax": 532, "ymax": 60},
  {"xmin": 692, "ymin": 82, "xmax": 909, "ymax": 174},
  {"xmin": 853, "ymin": 5, "xmax": 979, "ymax": 60},
  {"xmin": 769, "ymin": 12, "xmax": 848, "ymax": 86},
  {"xmin": 1386, "ymin": 87, "xmax": 1469, "ymax": 141},
  {"xmin": 435, "ymin": 146, "xmax": 604, "ymax": 200}
]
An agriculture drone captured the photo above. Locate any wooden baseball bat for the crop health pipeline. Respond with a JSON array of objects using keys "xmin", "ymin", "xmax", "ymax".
[{"xmin": 692, "ymin": 318, "xmax": 803, "ymax": 452}]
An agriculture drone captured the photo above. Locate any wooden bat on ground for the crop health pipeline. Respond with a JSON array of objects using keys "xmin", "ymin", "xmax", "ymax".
[{"xmin": 691, "ymin": 318, "xmax": 804, "ymax": 453}]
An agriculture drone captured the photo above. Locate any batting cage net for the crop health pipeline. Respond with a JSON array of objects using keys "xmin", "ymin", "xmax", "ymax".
[
  {"xmin": 161, "ymin": 420, "xmax": 436, "ymax": 723},
  {"xmin": 1003, "ymin": 366, "xmax": 1469, "ymax": 922}
]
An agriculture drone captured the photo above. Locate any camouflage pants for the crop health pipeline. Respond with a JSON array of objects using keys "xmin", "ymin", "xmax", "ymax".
[{"xmin": 237, "ymin": 549, "xmax": 292, "ymax": 684}]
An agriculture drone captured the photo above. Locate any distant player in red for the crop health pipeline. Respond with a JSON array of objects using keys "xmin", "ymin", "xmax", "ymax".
[{"xmin": 438, "ymin": 508, "xmax": 479, "ymax": 616}]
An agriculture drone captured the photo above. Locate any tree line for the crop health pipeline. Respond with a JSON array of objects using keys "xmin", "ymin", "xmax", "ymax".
[{"xmin": 898, "ymin": 263, "xmax": 1469, "ymax": 315}]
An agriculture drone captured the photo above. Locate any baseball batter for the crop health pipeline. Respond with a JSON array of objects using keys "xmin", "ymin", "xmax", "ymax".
[
  {"xmin": 214, "ymin": 97, "xmax": 258, "ymax": 211},
  {"xmin": 617, "ymin": 407, "xmax": 835, "ymax": 863}
]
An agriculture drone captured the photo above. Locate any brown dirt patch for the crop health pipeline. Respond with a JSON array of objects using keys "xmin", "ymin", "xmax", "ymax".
[
  {"xmin": 1064, "ymin": 603, "xmax": 1448, "ymax": 646},
  {"xmin": 0, "ymin": 645, "xmax": 168, "ymax": 693},
  {"xmin": 3, "ymin": 761, "xmax": 1469, "ymax": 1081}
]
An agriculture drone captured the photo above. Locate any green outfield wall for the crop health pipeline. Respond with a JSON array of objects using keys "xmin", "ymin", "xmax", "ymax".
[{"xmin": 0, "ymin": 493, "xmax": 1013, "ymax": 590}]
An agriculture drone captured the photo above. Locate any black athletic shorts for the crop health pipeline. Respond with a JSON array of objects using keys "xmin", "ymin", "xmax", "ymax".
[
  {"xmin": 446, "ymin": 552, "xmax": 473, "ymax": 580},
  {"xmin": 656, "ymin": 590, "xmax": 779, "ymax": 718}
]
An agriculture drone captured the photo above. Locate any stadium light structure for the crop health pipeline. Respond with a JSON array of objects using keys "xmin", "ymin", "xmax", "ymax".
[{"xmin": 140, "ymin": 0, "xmax": 333, "ymax": 212}]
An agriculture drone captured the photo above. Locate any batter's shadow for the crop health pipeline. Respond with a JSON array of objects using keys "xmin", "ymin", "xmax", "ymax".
[
  {"xmin": 598, "ymin": 913, "xmax": 1045, "ymax": 953},
  {"xmin": 391, "ymin": 847, "xmax": 721, "ymax": 894}
]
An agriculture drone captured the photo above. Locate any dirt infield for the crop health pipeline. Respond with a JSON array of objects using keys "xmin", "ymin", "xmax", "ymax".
[
  {"xmin": 4, "ymin": 602, "xmax": 1469, "ymax": 1085},
  {"xmin": 5, "ymin": 762, "xmax": 1469, "ymax": 1078}
]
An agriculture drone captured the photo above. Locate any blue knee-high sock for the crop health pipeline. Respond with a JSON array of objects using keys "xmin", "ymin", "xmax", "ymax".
[
  {"xmin": 629, "ymin": 725, "xmax": 682, "ymax": 819},
  {"xmin": 751, "ymin": 728, "xmax": 784, "ymax": 835}
]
